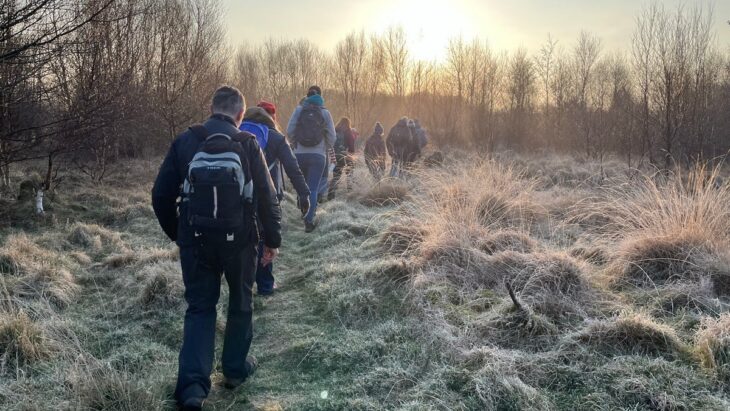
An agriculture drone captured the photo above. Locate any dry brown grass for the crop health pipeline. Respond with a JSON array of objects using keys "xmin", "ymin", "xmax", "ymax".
[
  {"xmin": 358, "ymin": 179, "xmax": 410, "ymax": 207},
  {"xmin": 67, "ymin": 222, "xmax": 127, "ymax": 254},
  {"xmin": 574, "ymin": 311, "xmax": 688, "ymax": 359},
  {"xmin": 695, "ymin": 314, "xmax": 730, "ymax": 371},
  {"xmin": 102, "ymin": 247, "xmax": 177, "ymax": 269},
  {"xmin": 138, "ymin": 261, "xmax": 184, "ymax": 310},
  {"xmin": 0, "ymin": 311, "xmax": 49, "ymax": 373}
]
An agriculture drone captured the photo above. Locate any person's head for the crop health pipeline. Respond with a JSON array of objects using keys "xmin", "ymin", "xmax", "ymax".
[
  {"xmin": 374, "ymin": 121, "xmax": 384, "ymax": 136},
  {"xmin": 257, "ymin": 100, "xmax": 277, "ymax": 120},
  {"xmin": 307, "ymin": 85, "xmax": 322, "ymax": 97},
  {"xmin": 407, "ymin": 119, "xmax": 416, "ymax": 129},
  {"xmin": 336, "ymin": 117, "xmax": 351, "ymax": 131},
  {"xmin": 414, "ymin": 119, "xmax": 421, "ymax": 128},
  {"xmin": 211, "ymin": 86, "xmax": 246, "ymax": 126}
]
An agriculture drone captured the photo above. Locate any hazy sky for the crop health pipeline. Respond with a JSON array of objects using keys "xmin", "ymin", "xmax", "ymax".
[{"xmin": 222, "ymin": 0, "xmax": 730, "ymax": 61}]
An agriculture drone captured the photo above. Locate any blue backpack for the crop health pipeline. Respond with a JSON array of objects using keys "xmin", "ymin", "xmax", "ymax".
[{"xmin": 241, "ymin": 121, "xmax": 270, "ymax": 150}]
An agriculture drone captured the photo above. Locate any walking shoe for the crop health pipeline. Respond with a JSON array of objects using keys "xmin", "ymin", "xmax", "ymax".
[
  {"xmin": 180, "ymin": 397, "xmax": 204, "ymax": 411},
  {"xmin": 224, "ymin": 356, "xmax": 258, "ymax": 389},
  {"xmin": 305, "ymin": 221, "xmax": 316, "ymax": 233}
]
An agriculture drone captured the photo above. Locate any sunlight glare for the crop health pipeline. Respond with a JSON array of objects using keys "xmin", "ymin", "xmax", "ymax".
[{"xmin": 373, "ymin": 0, "xmax": 479, "ymax": 62}]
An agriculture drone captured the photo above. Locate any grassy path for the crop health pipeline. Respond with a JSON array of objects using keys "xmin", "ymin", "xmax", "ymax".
[{"xmin": 202, "ymin": 197, "xmax": 393, "ymax": 410}]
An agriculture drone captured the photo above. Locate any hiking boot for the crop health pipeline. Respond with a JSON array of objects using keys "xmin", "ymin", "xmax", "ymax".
[
  {"xmin": 305, "ymin": 221, "xmax": 316, "ymax": 233},
  {"xmin": 180, "ymin": 397, "xmax": 204, "ymax": 411},
  {"xmin": 224, "ymin": 356, "xmax": 258, "ymax": 389}
]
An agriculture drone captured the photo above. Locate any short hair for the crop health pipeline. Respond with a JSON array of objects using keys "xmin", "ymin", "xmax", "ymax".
[
  {"xmin": 307, "ymin": 85, "xmax": 322, "ymax": 97},
  {"xmin": 211, "ymin": 86, "xmax": 245, "ymax": 118}
]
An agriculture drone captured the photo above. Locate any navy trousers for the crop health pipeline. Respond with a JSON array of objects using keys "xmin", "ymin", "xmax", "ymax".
[{"xmin": 174, "ymin": 241, "xmax": 257, "ymax": 403}]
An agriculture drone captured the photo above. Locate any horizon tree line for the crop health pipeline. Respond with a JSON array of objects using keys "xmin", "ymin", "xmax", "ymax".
[{"xmin": 1, "ymin": 0, "xmax": 729, "ymax": 197}]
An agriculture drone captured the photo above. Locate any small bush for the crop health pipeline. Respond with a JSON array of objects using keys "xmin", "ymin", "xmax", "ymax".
[
  {"xmin": 0, "ymin": 312, "xmax": 49, "ymax": 372},
  {"xmin": 574, "ymin": 311, "xmax": 687, "ymax": 360}
]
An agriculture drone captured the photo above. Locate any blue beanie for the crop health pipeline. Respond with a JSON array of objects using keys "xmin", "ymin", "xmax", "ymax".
[{"xmin": 305, "ymin": 94, "xmax": 324, "ymax": 107}]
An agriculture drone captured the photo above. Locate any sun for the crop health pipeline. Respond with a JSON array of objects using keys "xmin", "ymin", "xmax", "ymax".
[{"xmin": 374, "ymin": 0, "xmax": 478, "ymax": 62}]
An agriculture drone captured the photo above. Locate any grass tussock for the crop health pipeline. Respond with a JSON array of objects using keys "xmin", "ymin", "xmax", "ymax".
[
  {"xmin": 695, "ymin": 314, "xmax": 730, "ymax": 374},
  {"xmin": 102, "ymin": 247, "xmax": 178, "ymax": 269},
  {"xmin": 67, "ymin": 222, "xmax": 126, "ymax": 254},
  {"xmin": 138, "ymin": 261, "xmax": 184, "ymax": 310},
  {"xmin": 70, "ymin": 358, "xmax": 166, "ymax": 410},
  {"xmin": 358, "ymin": 179, "xmax": 410, "ymax": 207},
  {"xmin": 14, "ymin": 266, "xmax": 80, "ymax": 309},
  {"xmin": 608, "ymin": 232, "xmax": 730, "ymax": 296},
  {"xmin": 0, "ymin": 311, "xmax": 49, "ymax": 372},
  {"xmin": 574, "ymin": 311, "xmax": 687, "ymax": 360}
]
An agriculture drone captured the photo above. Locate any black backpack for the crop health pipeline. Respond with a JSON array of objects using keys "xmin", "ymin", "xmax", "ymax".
[
  {"xmin": 390, "ymin": 125, "xmax": 412, "ymax": 152},
  {"xmin": 294, "ymin": 105, "xmax": 326, "ymax": 147},
  {"xmin": 333, "ymin": 129, "xmax": 347, "ymax": 159},
  {"xmin": 182, "ymin": 125, "xmax": 254, "ymax": 239}
]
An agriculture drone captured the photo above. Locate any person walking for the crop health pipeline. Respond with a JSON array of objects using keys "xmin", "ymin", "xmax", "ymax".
[
  {"xmin": 386, "ymin": 117, "xmax": 412, "ymax": 178},
  {"xmin": 286, "ymin": 85, "xmax": 336, "ymax": 232},
  {"xmin": 151, "ymin": 86, "xmax": 282, "ymax": 410},
  {"xmin": 364, "ymin": 122, "xmax": 387, "ymax": 180},
  {"xmin": 329, "ymin": 117, "xmax": 357, "ymax": 200},
  {"xmin": 414, "ymin": 119, "xmax": 429, "ymax": 151},
  {"xmin": 241, "ymin": 104, "xmax": 310, "ymax": 295},
  {"xmin": 403, "ymin": 119, "xmax": 422, "ymax": 170}
]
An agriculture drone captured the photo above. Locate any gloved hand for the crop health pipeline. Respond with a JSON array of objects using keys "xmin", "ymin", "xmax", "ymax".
[{"xmin": 298, "ymin": 195, "xmax": 310, "ymax": 217}]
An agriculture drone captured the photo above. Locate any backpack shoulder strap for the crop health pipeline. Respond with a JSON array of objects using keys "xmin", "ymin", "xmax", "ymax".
[{"xmin": 189, "ymin": 124, "xmax": 208, "ymax": 141}]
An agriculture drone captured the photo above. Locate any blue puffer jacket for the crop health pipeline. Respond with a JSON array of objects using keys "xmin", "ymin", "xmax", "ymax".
[
  {"xmin": 151, "ymin": 114, "xmax": 282, "ymax": 248},
  {"xmin": 242, "ymin": 108, "xmax": 310, "ymax": 200}
]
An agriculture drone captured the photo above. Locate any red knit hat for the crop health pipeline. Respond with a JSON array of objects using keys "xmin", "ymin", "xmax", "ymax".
[{"xmin": 257, "ymin": 101, "xmax": 276, "ymax": 120}]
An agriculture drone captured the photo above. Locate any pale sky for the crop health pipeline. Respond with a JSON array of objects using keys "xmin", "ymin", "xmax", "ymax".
[{"xmin": 222, "ymin": 0, "xmax": 730, "ymax": 61}]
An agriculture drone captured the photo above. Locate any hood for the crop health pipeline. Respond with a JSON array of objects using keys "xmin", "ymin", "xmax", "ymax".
[
  {"xmin": 243, "ymin": 107, "xmax": 276, "ymax": 129},
  {"xmin": 304, "ymin": 94, "xmax": 325, "ymax": 107},
  {"xmin": 374, "ymin": 122, "xmax": 384, "ymax": 136},
  {"xmin": 396, "ymin": 117, "xmax": 408, "ymax": 127}
]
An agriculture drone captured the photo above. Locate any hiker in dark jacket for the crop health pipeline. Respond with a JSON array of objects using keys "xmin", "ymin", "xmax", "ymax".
[
  {"xmin": 386, "ymin": 117, "xmax": 412, "ymax": 178},
  {"xmin": 403, "ymin": 119, "xmax": 422, "ymax": 168},
  {"xmin": 364, "ymin": 122, "xmax": 387, "ymax": 180},
  {"xmin": 414, "ymin": 119, "xmax": 428, "ymax": 150},
  {"xmin": 152, "ymin": 86, "xmax": 282, "ymax": 410},
  {"xmin": 286, "ymin": 85, "xmax": 336, "ymax": 232},
  {"xmin": 242, "ymin": 105, "xmax": 310, "ymax": 296},
  {"xmin": 329, "ymin": 117, "xmax": 357, "ymax": 200}
]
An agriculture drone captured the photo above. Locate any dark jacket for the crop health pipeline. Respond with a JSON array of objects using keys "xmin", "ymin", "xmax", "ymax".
[
  {"xmin": 405, "ymin": 125, "xmax": 422, "ymax": 163},
  {"xmin": 386, "ymin": 118, "xmax": 412, "ymax": 161},
  {"xmin": 243, "ymin": 108, "xmax": 310, "ymax": 200},
  {"xmin": 151, "ymin": 114, "xmax": 282, "ymax": 249},
  {"xmin": 364, "ymin": 132, "xmax": 386, "ymax": 162}
]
